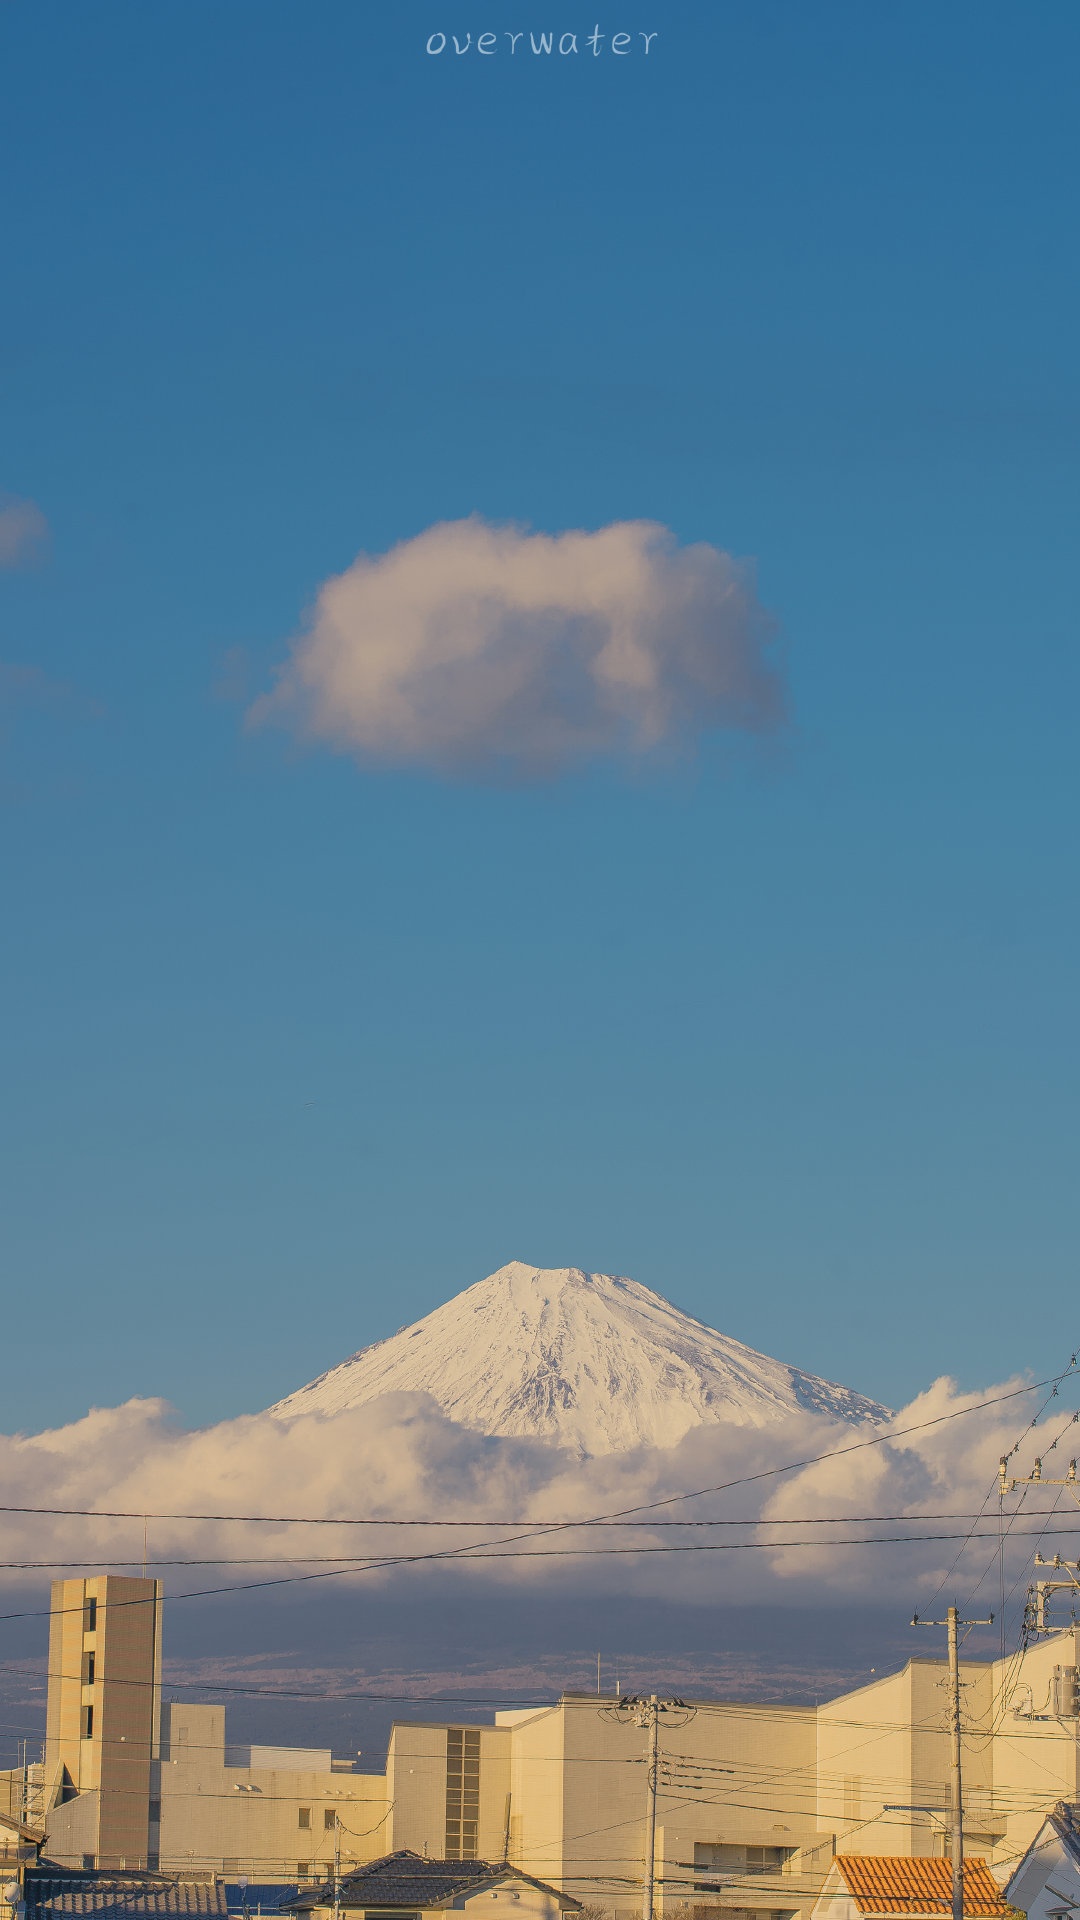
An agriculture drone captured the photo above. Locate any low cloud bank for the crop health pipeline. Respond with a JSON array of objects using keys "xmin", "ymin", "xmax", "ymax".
[
  {"xmin": 249, "ymin": 517, "xmax": 782, "ymax": 778},
  {"xmin": 0, "ymin": 1376, "xmax": 1064, "ymax": 1615}
]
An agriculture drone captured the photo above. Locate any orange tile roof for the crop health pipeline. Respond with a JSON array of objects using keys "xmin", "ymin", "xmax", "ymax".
[{"xmin": 833, "ymin": 1857, "xmax": 1009, "ymax": 1917}]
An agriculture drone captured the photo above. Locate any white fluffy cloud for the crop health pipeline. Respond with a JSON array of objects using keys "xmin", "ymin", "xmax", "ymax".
[
  {"xmin": 0, "ymin": 495, "xmax": 47, "ymax": 567},
  {"xmin": 0, "ymin": 1377, "xmax": 1065, "ymax": 1614},
  {"xmin": 249, "ymin": 517, "xmax": 782, "ymax": 777}
]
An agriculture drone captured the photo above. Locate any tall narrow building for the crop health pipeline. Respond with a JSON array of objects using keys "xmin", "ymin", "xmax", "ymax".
[{"xmin": 44, "ymin": 1574, "xmax": 162, "ymax": 1869}]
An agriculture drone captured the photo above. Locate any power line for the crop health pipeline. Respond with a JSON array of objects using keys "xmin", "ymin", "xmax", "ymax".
[
  {"xmin": 918, "ymin": 1358, "xmax": 1080, "ymax": 1618},
  {"xmin": 0, "ymin": 1372, "xmax": 1066, "ymax": 1539},
  {"xmin": 2, "ymin": 1372, "xmax": 1067, "ymax": 1627},
  {"xmin": 6, "ymin": 1506, "xmax": 1080, "ymax": 1531},
  {"xmin": 7, "ymin": 1522, "xmax": 1080, "ymax": 1571}
]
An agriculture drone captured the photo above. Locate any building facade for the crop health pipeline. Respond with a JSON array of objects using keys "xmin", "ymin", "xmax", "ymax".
[
  {"xmin": 43, "ymin": 1575, "xmax": 163, "ymax": 1872},
  {"xmin": 20, "ymin": 1579, "xmax": 1080, "ymax": 1917}
]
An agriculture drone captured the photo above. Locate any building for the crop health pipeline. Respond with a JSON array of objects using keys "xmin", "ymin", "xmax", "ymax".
[
  {"xmin": 283, "ymin": 1849, "xmax": 579, "ymax": 1920},
  {"xmin": 155, "ymin": 1703, "xmax": 386, "ymax": 1882},
  {"xmin": 21, "ymin": 1869, "xmax": 228, "ymax": 1920},
  {"xmin": 14, "ymin": 1577, "xmax": 1080, "ymax": 1915},
  {"xmin": 1004, "ymin": 1802, "xmax": 1080, "ymax": 1920},
  {"xmin": 810, "ymin": 1856, "xmax": 1010, "ymax": 1920},
  {"xmin": 43, "ymin": 1577, "xmax": 163, "ymax": 1874}
]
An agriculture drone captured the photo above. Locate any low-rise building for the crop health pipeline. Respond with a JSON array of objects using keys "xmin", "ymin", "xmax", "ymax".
[
  {"xmin": 283, "ymin": 1849, "xmax": 578, "ymax": 1920},
  {"xmin": 810, "ymin": 1856, "xmax": 1010, "ymax": 1920},
  {"xmin": 1004, "ymin": 1802, "xmax": 1080, "ymax": 1920},
  {"xmin": 14, "ymin": 1576, "xmax": 1080, "ymax": 1916},
  {"xmin": 22, "ymin": 1868, "xmax": 228, "ymax": 1920}
]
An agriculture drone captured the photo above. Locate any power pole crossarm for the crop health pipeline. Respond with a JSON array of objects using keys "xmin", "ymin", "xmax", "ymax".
[
  {"xmin": 1000, "ymin": 1454, "xmax": 1078, "ymax": 1496},
  {"xmin": 912, "ymin": 1607, "xmax": 993, "ymax": 1920}
]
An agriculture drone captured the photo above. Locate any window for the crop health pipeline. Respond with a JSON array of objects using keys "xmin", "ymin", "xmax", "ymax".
[
  {"xmin": 82, "ymin": 1651, "xmax": 96, "ymax": 1686},
  {"xmin": 148, "ymin": 1801, "xmax": 161, "ymax": 1823},
  {"xmin": 694, "ymin": 1846, "xmax": 794, "ymax": 1877},
  {"xmin": 82, "ymin": 1705, "xmax": 94, "ymax": 1740},
  {"xmin": 324, "ymin": 1810, "xmax": 336, "ymax": 1831},
  {"xmin": 84, "ymin": 1597, "xmax": 98, "ymax": 1632},
  {"xmin": 693, "ymin": 1910, "xmax": 797, "ymax": 1920},
  {"xmin": 298, "ymin": 1808, "xmax": 311, "ymax": 1830},
  {"xmin": 297, "ymin": 1865, "xmax": 310, "ymax": 1880},
  {"xmin": 445, "ymin": 1727, "xmax": 481, "ymax": 1859},
  {"xmin": 82, "ymin": 1855, "xmax": 96, "ymax": 1872}
]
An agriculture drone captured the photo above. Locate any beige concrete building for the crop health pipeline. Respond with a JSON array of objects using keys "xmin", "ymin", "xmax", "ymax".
[
  {"xmin": 157, "ymin": 1702, "xmax": 388, "ymax": 1880},
  {"xmin": 18, "ymin": 1579, "xmax": 1080, "ymax": 1916},
  {"xmin": 42, "ymin": 1575, "xmax": 163, "ymax": 1872}
]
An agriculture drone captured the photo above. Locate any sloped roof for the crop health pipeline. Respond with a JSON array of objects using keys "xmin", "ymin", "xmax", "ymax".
[
  {"xmin": 0, "ymin": 1808, "xmax": 41, "ymax": 1843},
  {"xmin": 1045, "ymin": 1803, "xmax": 1080, "ymax": 1868},
  {"xmin": 25, "ymin": 1875, "xmax": 228, "ymax": 1920},
  {"xmin": 1005, "ymin": 1802, "xmax": 1080, "ymax": 1907},
  {"xmin": 832, "ymin": 1857, "xmax": 1009, "ymax": 1917},
  {"xmin": 286, "ymin": 1851, "xmax": 579, "ymax": 1912}
]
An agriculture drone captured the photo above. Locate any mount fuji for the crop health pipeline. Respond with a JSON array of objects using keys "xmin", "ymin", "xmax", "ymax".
[{"xmin": 268, "ymin": 1262, "xmax": 891, "ymax": 1456}]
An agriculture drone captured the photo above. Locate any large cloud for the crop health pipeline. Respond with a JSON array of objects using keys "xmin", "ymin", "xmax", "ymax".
[
  {"xmin": 0, "ymin": 1377, "xmax": 1070, "ymax": 1615},
  {"xmin": 249, "ymin": 518, "xmax": 782, "ymax": 777},
  {"xmin": 0, "ymin": 495, "xmax": 47, "ymax": 567}
]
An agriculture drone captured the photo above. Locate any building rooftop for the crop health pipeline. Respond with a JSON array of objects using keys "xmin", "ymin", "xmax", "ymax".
[
  {"xmin": 25, "ymin": 1874, "xmax": 229, "ymax": 1920},
  {"xmin": 1043, "ymin": 1803, "xmax": 1080, "ymax": 1864},
  {"xmin": 832, "ymin": 1857, "xmax": 1009, "ymax": 1917},
  {"xmin": 286, "ymin": 1852, "xmax": 579, "ymax": 1912}
]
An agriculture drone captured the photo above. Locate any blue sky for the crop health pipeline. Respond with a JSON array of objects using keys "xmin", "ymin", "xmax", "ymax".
[{"xmin": 2, "ymin": 0, "xmax": 1077, "ymax": 1430}]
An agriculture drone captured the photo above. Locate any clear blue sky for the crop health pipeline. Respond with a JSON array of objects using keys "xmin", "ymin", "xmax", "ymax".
[{"xmin": 2, "ymin": 0, "xmax": 1077, "ymax": 1429}]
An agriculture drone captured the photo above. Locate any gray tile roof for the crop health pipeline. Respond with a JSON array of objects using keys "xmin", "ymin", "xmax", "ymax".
[
  {"xmin": 26, "ymin": 1875, "xmax": 229, "ymax": 1920},
  {"xmin": 285, "ymin": 1852, "xmax": 578, "ymax": 1913}
]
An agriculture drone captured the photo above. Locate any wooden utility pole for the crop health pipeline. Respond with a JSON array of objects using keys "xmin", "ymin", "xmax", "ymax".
[{"xmin": 912, "ymin": 1605, "xmax": 994, "ymax": 1920}]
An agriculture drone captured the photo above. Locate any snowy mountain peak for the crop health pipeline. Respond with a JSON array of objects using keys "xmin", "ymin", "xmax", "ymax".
[{"xmin": 268, "ymin": 1261, "xmax": 891, "ymax": 1456}]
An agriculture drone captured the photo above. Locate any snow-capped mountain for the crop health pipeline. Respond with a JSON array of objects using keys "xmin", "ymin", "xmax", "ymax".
[{"xmin": 268, "ymin": 1262, "xmax": 891, "ymax": 1455}]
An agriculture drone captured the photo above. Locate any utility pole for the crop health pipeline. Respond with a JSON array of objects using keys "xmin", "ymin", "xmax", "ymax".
[
  {"xmin": 604, "ymin": 1694, "xmax": 693, "ymax": 1920},
  {"xmin": 912, "ymin": 1607, "xmax": 994, "ymax": 1920},
  {"xmin": 642, "ymin": 1699, "xmax": 660, "ymax": 1920},
  {"xmin": 333, "ymin": 1813, "xmax": 341, "ymax": 1920},
  {"xmin": 999, "ymin": 1453, "xmax": 1080, "ymax": 1637}
]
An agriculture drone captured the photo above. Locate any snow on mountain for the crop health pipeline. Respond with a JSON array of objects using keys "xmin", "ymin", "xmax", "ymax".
[{"xmin": 268, "ymin": 1262, "xmax": 891, "ymax": 1456}]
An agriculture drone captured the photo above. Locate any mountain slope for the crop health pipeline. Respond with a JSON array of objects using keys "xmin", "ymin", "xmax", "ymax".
[{"xmin": 268, "ymin": 1262, "xmax": 890, "ymax": 1455}]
